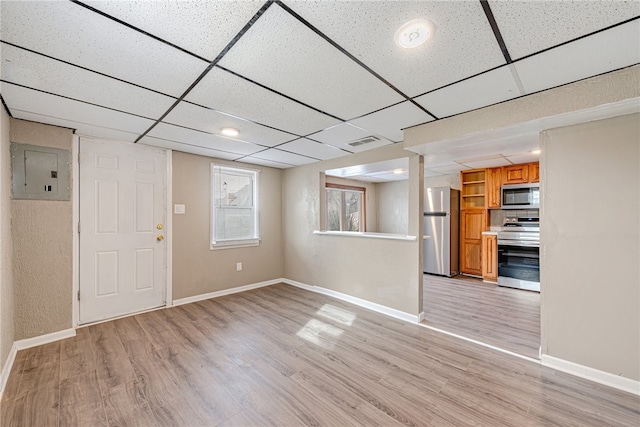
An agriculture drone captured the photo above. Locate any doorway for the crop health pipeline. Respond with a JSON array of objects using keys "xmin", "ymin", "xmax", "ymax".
[{"xmin": 78, "ymin": 138, "xmax": 167, "ymax": 324}]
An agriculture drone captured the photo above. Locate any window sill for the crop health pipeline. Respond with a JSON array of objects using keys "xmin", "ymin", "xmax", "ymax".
[
  {"xmin": 313, "ymin": 231, "xmax": 417, "ymax": 241},
  {"xmin": 210, "ymin": 239, "xmax": 260, "ymax": 250}
]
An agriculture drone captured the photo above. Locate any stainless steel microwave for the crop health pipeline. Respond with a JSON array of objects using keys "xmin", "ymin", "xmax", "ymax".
[{"xmin": 501, "ymin": 183, "xmax": 540, "ymax": 209}]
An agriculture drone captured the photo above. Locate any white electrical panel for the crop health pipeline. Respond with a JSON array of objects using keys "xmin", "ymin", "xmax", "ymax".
[{"xmin": 11, "ymin": 143, "xmax": 71, "ymax": 201}]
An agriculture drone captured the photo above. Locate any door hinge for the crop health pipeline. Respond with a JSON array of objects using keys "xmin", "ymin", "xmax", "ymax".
[
  {"xmin": 77, "ymin": 290, "xmax": 80, "ymax": 301},
  {"xmin": 77, "ymin": 222, "xmax": 80, "ymax": 233},
  {"xmin": 78, "ymin": 152, "xmax": 81, "ymax": 164}
]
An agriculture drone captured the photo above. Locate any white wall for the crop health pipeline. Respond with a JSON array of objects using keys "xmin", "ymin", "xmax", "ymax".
[
  {"xmin": 376, "ymin": 180, "xmax": 408, "ymax": 235},
  {"xmin": 0, "ymin": 107, "xmax": 13, "ymax": 374},
  {"xmin": 541, "ymin": 113, "xmax": 639, "ymax": 381}
]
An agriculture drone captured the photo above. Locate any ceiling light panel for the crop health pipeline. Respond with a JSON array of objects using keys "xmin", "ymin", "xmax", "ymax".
[
  {"xmin": 82, "ymin": 0, "xmax": 264, "ymax": 61},
  {"xmin": 277, "ymin": 138, "xmax": 349, "ymax": 161},
  {"xmin": 2, "ymin": 83, "xmax": 154, "ymax": 134},
  {"xmin": 513, "ymin": 20, "xmax": 640, "ymax": 94},
  {"xmin": 349, "ymin": 101, "xmax": 434, "ymax": 142},
  {"xmin": 10, "ymin": 111, "xmax": 143, "ymax": 143},
  {"xmin": 1, "ymin": 44, "xmax": 175, "ymax": 119},
  {"xmin": 162, "ymin": 102, "xmax": 296, "ymax": 147},
  {"xmin": 287, "ymin": 1, "xmax": 505, "ymax": 97},
  {"xmin": 251, "ymin": 148, "xmax": 318, "ymax": 166},
  {"xmin": 414, "ymin": 66, "xmax": 522, "ymax": 118},
  {"xmin": 0, "ymin": 1, "xmax": 208, "ymax": 97},
  {"xmin": 138, "ymin": 136, "xmax": 241, "ymax": 161},
  {"xmin": 185, "ymin": 68, "xmax": 341, "ymax": 136},
  {"xmin": 218, "ymin": 6, "xmax": 404, "ymax": 120},
  {"xmin": 148, "ymin": 123, "xmax": 264, "ymax": 156},
  {"xmin": 489, "ymin": 0, "xmax": 640, "ymax": 60}
]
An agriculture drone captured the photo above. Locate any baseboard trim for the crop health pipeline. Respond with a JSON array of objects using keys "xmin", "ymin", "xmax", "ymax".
[
  {"xmin": 172, "ymin": 278, "xmax": 283, "ymax": 307},
  {"xmin": 282, "ymin": 279, "xmax": 420, "ymax": 324},
  {"xmin": 15, "ymin": 328, "xmax": 76, "ymax": 351},
  {"xmin": 0, "ymin": 343, "xmax": 18, "ymax": 398},
  {"xmin": 541, "ymin": 355, "xmax": 640, "ymax": 396},
  {"xmin": 418, "ymin": 311, "xmax": 425, "ymax": 322}
]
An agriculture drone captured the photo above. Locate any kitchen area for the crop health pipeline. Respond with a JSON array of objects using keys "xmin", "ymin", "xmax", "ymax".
[{"xmin": 422, "ymin": 160, "xmax": 541, "ymax": 359}]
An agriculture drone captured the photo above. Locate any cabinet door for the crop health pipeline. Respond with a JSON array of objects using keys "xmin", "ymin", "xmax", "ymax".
[
  {"xmin": 486, "ymin": 167, "xmax": 502, "ymax": 209},
  {"xmin": 460, "ymin": 210, "xmax": 486, "ymax": 276},
  {"xmin": 529, "ymin": 162, "xmax": 540, "ymax": 183},
  {"xmin": 503, "ymin": 164, "xmax": 529, "ymax": 184},
  {"xmin": 482, "ymin": 234, "xmax": 498, "ymax": 282},
  {"xmin": 462, "ymin": 240, "xmax": 482, "ymax": 276},
  {"xmin": 461, "ymin": 210, "xmax": 485, "ymax": 240}
]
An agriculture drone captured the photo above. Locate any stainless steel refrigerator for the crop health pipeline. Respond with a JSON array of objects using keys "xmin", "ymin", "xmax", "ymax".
[{"xmin": 423, "ymin": 187, "xmax": 459, "ymax": 277}]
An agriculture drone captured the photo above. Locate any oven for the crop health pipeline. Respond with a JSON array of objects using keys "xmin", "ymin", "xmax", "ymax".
[{"xmin": 497, "ymin": 230, "xmax": 540, "ymax": 292}]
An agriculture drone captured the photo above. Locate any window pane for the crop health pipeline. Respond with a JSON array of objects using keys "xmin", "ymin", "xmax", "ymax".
[
  {"xmin": 343, "ymin": 191, "xmax": 361, "ymax": 232},
  {"xmin": 326, "ymin": 189, "xmax": 341, "ymax": 231},
  {"xmin": 214, "ymin": 171, "xmax": 253, "ymax": 207},
  {"xmin": 215, "ymin": 207, "xmax": 255, "ymax": 241}
]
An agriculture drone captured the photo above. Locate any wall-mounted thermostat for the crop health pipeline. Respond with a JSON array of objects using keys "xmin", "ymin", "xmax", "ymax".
[{"xmin": 11, "ymin": 143, "xmax": 71, "ymax": 201}]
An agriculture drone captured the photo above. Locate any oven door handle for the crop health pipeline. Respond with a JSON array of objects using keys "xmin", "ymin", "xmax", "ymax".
[{"xmin": 497, "ymin": 239, "xmax": 540, "ymax": 248}]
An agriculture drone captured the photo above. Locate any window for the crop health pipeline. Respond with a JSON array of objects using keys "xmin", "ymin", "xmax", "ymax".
[
  {"xmin": 211, "ymin": 164, "xmax": 259, "ymax": 249},
  {"xmin": 325, "ymin": 183, "xmax": 365, "ymax": 232}
]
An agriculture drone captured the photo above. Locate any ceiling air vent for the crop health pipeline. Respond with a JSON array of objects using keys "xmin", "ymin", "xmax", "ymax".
[{"xmin": 347, "ymin": 135, "xmax": 380, "ymax": 147}]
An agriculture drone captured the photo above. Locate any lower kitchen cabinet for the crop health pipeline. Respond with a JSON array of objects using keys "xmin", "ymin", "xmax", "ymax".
[
  {"xmin": 482, "ymin": 233, "xmax": 498, "ymax": 283},
  {"xmin": 460, "ymin": 209, "xmax": 486, "ymax": 276}
]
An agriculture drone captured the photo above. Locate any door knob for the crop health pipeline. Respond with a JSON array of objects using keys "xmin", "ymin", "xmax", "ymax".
[
  {"xmin": 157, "ymin": 224, "xmax": 163, "ymax": 230},
  {"xmin": 157, "ymin": 234, "xmax": 164, "ymax": 241}
]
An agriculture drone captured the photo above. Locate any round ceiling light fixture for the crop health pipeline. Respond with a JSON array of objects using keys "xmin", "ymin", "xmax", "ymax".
[
  {"xmin": 394, "ymin": 19, "xmax": 435, "ymax": 49},
  {"xmin": 221, "ymin": 127, "xmax": 239, "ymax": 137},
  {"xmin": 531, "ymin": 148, "xmax": 541, "ymax": 154},
  {"xmin": 393, "ymin": 168, "xmax": 405, "ymax": 175}
]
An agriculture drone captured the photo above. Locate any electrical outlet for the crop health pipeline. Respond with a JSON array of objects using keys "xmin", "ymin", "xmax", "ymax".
[{"xmin": 236, "ymin": 262, "xmax": 242, "ymax": 272}]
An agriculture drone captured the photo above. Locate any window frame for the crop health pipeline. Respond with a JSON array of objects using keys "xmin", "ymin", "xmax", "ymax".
[
  {"xmin": 210, "ymin": 164, "xmax": 260, "ymax": 250},
  {"xmin": 325, "ymin": 183, "xmax": 366, "ymax": 232}
]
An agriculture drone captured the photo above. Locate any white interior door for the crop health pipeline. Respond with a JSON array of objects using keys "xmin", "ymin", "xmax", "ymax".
[{"xmin": 79, "ymin": 138, "xmax": 166, "ymax": 324}]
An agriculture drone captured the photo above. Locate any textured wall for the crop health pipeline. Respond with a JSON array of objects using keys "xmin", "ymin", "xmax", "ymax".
[
  {"xmin": 541, "ymin": 113, "xmax": 639, "ymax": 381},
  {"xmin": 10, "ymin": 119, "xmax": 73, "ymax": 340},
  {"xmin": 172, "ymin": 152, "xmax": 283, "ymax": 300},
  {"xmin": 376, "ymin": 180, "xmax": 408, "ymax": 235},
  {"xmin": 0, "ymin": 108, "xmax": 14, "ymax": 370},
  {"xmin": 283, "ymin": 143, "xmax": 423, "ymax": 316}
]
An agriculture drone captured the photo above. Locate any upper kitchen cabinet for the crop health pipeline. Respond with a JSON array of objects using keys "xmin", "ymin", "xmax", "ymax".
[
  {"xmin": 460, "ymin": 169, "xmax": 486, "ymax": 209},
  {"xmin": 529, "ymin": 162, "xmax": 540, "ymax": 183},
  {"xmin": 486, "ymin": 167, "xmax": 502, "ymax": 209},
  {"xmin": 502, "ymin": 164, "xmax": 529, "ymax": 185}
]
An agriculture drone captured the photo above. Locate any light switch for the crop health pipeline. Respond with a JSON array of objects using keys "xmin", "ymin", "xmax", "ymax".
[{"xmin": 174, "ymin": 204, "xmax": 186, "ymax": 214}]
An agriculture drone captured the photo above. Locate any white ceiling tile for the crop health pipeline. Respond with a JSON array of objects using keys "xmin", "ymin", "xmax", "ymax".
[
  {"xmin": 428, "ymin": 164, "xmax": 468, "ymax": 175},
  {"xmin": 236, "ymin": 157, "xmax": 295, "ymax": 169},
  {"xmin": 163, "ymin": 102, "xmax": 296, "ymax": 147},
  {"xmin": 514, "ymin": 20, "xmax": 640, "ymax": 94},
  {"xmin": 308, "ymin": 123, "xmax": 370, "ymax": 146},
  {"xmin": 326, "ymin": 158, "xmax": 408, "ymax": 178},
  {"xmin": 11, "ymin": 110, "xmax": 142, "ymax": 143},
  {"xmin": 461, "ymin": 158, "xmax": 512, "ymax": 169},
  {"xmin": 2, "ymin": 83, "xmax": 154, "ymax": 134},
  {"xmin": 83, "ymin": 0, "xmax": 264, "ymax": 61},
  {"xmin": 148, "ymin": 123, "xmax": 264, "ymax": 156},
  {"xmin": 185, "ymin": 67, "xmax": 341, "ymax": 136},
  {"xmin": 349, "ymin": 102, "xmax": 434, "ymax": 142},
  {"xmin": 415, "ymin": 66, "xmax": 521, "ymax": 118},
  {"xmin": 218, "ymin": 5, "xmax": 404, "ymax": 120},
  {"xmin": 251, "ymin": 149, "xmax": 317, "ymax": 166},
  {"xmin": 490, "ymin": 0, "xmax": 640, "ymax": 60},
  {"xmin": 1, "ymin": 44, "xmax": 175, "ymax": 119},
  {"xmin": 277, "ymin": 138, "xmax": 349, "ymax": 161},
  {"xmin": 424, "ymin": 170, "xmax": 444, "ymax": 178},
  {"xmin": 1, "ymin": 1, "xmax": 207, "ymax": 97},
  {"xmin": 506, "ymin": 152, "xmax": 541, "ymax": 165},
  {"xmin": 138, "ymin": 136, "xmax": 240, "ymax": 161},
  {"xmin": 288, "ymin": 1, "xmax": 506, "ymax": 98}
]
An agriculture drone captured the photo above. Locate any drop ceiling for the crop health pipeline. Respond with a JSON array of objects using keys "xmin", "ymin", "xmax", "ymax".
[{"xmin": 1, "ymin": 1, "xmax": 638, "ymax": 169}]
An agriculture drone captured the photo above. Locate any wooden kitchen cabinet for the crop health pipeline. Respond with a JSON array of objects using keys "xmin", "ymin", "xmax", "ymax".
[
  {"xmin": 460, "ymin": 169, "xmax": 486, "ymax": 209},
  {"xmin": 502, "ymin": 164, "xmax": 529, "ymax": 184},
  {"xmin": 486, "ymin": 167, "xmax": 502, "ymax": 209},
  {"xmin": 460, "ymin": 209, "xmax": 486, "ymax": 276},
  {"xmin": 481, "ymin": 234, "xmax": 498, "ymax": 283},
  {"xmin": 529, "ymin": 162, "xmax": 540, "ymax": 183}
]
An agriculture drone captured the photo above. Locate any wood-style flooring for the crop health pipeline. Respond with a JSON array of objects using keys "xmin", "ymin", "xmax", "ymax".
[
  {"xmin": 423, "ymin": 274, "xmax": 540, "ymax": 359},
  {"xmin": 2, "ymin": 283, "xmax": 638, "ymax": 426}
]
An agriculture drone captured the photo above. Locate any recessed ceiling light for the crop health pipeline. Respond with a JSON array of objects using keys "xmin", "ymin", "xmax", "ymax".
[
  {"xmin": 531, "ymin": 149, "xmax": 541, "ymax": 154},
  {"xmin": 393, "ymin": 168, "xmax": 405, "ymax": 175},
  {"xmin": 221, "ymin": 127, "xmax": 239, "ymax": 137},
  {"xmin": 395, "ymin": 19, "xmax": 435, "ymax": 49}
]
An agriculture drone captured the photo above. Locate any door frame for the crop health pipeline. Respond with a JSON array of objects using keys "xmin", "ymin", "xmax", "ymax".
[{"xmin": 72, "ymin": 136, "xmax": 173, "ymax": 328}]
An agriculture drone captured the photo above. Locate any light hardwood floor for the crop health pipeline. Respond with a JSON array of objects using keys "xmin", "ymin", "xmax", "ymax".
[
  {"xmin": 1, "ymin": 283, "xmax": 638, "ymax": 426},
  {"xmin": 423, "ymin": 274, "xmax": 540, "ymax": 359}
]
